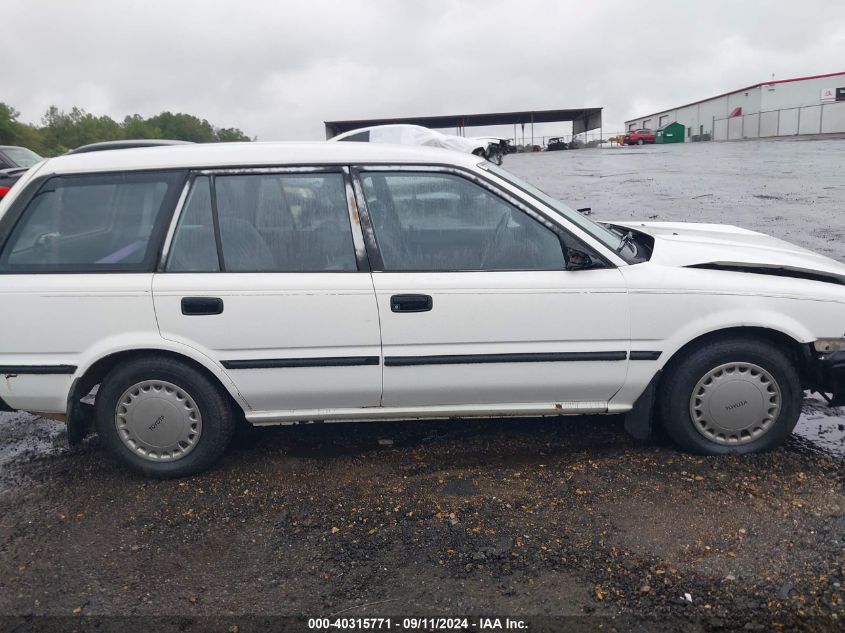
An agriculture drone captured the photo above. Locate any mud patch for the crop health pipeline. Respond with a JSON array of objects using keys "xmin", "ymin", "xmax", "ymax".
[{"xmin": 792, "ymin": 394, "xmax": 845, "ymax": 458}]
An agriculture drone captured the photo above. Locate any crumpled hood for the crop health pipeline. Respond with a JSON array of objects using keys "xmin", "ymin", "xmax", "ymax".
[{"xmin": 608, "ymin": 221, "xmax": 845, "ymax": 282}]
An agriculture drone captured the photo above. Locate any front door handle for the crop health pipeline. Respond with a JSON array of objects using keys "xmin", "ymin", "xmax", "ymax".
[
  {"xmin": 390, "ymin": 294, "xmax": 433, "ymax": 313},
  {"xmin": 181, "ymin": 297, "xmax": 224, "ymax": 316}
]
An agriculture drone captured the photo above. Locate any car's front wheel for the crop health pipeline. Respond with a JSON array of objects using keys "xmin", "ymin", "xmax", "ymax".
[
  {"xmin": 658, "ymin": 338, "xmax": 802, "ymax": 454},
  {"xmin": 94, "ymin": 356, "xmax": 235, "ymax": 477}
]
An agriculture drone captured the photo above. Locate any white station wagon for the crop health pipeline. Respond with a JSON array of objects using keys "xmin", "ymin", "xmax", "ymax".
[{"xmin": 0, "ymin": 142, "xmax": 843, "ymax": 477}]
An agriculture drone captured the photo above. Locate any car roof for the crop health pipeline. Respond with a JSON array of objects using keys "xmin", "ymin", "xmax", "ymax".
[{"xmin": 38, "ymin": 141, "xmax": 483, "ymax": 175}]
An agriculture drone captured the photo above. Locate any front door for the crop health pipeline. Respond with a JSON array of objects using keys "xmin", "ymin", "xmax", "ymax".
[
  {"xmin": 153, "ymin": 169, "xmax": 382, "ymax": 414},
  {"xmin": 355, "ymin": 168, "xmax": 629, "ymax": 411}
]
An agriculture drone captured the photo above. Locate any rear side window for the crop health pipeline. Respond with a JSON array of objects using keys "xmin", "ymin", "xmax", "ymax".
[
  {"xmin": 0, "ymin": 171, "xmax": 184, "ymax": 272},
  {"xmin": 167, "ymin": 176, "xmax": 219, "ymax": 272},
  {"xmin": 167, "ymin": 172, "xmax": 358, "ymax": 272}
]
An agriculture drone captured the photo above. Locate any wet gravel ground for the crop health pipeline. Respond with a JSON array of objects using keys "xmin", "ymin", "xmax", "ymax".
[{"xmin": 1, "ymin": 138, "xmax": 844, "ymax": 632}]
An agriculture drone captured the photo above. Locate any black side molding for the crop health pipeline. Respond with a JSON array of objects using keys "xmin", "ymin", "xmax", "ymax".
[
  {"xmin": 630, "ymin": 351, "xmax": 662, "ymax": 361},
  {"xmin": 0, "ymin": 396, "xmax": 14, "ymax": 412},
  {"xmin": 384, "ymin": 351, "xmax": 627, "ymax": 367},
  {"xmin": 0, "ymin": 365, "xmax": 77, "ymax": 375},
  {"xmin": 222, "ymin": 356, "xmax": 380, "ymax": 370},
  {"xmin": 219, "ymin": 351, "xmax": 665, "ymax": 370}
]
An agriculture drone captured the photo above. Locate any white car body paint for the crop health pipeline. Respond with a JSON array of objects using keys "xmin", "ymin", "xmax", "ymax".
[
  {"xmin": 611, "ymin": 221, "xmax": 845, "ymax": 282},
  {"xmin": 0, "ymin": 142, "xmax": 842, "ymax": 428},
  {"xmin": 153, "ymin": 273, "xmax": 382, "ymax": 412}
]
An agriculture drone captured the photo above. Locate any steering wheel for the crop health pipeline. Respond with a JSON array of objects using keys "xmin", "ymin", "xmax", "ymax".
[{"xmin": 480, "ymin": 210, "xmax": 511, "ymax": 268}]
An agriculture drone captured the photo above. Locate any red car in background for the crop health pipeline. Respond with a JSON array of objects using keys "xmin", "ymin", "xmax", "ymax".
[
  {"xmin": 0, "ymin": 145, "xmax": 43, "ymax": 200},
  {"xmin": 624, "ymin": 129, "xmax": 656, "ymax": 145}
]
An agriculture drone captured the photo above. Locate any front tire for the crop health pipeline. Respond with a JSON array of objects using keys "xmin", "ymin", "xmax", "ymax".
[
  {"xmin": 658, "ymin": 338, "xmax": 802, "ymax": 455},
  {"xmin": 95, "ymin": 356, "xmax": 235, "ymax": 477}
]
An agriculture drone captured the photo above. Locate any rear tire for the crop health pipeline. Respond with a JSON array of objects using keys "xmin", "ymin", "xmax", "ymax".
[
  {"xmin": 637, "ymin": 139, "xmax": 644, "ymax": 145},
  {"xmin": 94, "ymin": 356, "xmax": 235, "ymax": 477},
  {"xmin": 658, "ymin": 338, "xmax": 802, "ymax": 455}
]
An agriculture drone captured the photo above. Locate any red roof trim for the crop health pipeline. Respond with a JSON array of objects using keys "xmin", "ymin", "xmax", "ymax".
[{"xmin": 626, "ymin": 70, "xmax": 845, "ymax": 123}]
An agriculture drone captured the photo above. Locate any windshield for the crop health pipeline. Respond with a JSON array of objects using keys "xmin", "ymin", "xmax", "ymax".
[
  {"xmin": 3, "ymin": 147, "xmax": 43, "ymax": 168},
  {"xmin": 481, "ymin": 163, "xmax": 625, "ymax": 255}
]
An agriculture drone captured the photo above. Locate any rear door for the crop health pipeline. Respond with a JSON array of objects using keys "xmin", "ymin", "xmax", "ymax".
[
  {"xmin": 0, "ymin": 170, "xmax": 184, "ymax": 413},
  {"xmin": 354, "ymin": 167, "xmax": 630, "ymax": 412},
  {"xmin": 153, "ymin": 168, "xmax": 382, "ymax": 414}
]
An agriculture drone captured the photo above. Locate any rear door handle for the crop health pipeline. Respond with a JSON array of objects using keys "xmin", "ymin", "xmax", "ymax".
[
  {"xmin": 390, "ymin": 294, "xmax": 433, "ymax": 313},
  {"xmin": 181, "ymin": 297, "xmax": 224, "ymax": 316}
]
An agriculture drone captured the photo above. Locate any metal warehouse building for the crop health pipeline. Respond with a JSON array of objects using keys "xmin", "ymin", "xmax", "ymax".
[{"xmin": 625, "ymin": 71, "xmax": 845, "ymax": 142}]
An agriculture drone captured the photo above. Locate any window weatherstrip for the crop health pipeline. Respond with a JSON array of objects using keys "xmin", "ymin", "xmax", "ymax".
[
  {"xmin": 221, "ymin": 356, "xmax": 380, "ymax": 370},
  {"xmin": 208, "ymin": 175, "xmax": 226, "ymax": 272},
  {"xmin": 341, "ymin": 167, "xmax": 371, "ymax": 272},
  {"xmin": 348, "ymin": 167, "xmax": 384, "ymax": 271}
]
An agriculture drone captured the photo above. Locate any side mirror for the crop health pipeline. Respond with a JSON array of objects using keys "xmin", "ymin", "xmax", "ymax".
[
  {"xmin": 577, "ymin": 207, "xmax": 592, "ymax": 215},
  {"xmin": 567, "ymin": 249, "xmax": 596, "ymax": 270}
]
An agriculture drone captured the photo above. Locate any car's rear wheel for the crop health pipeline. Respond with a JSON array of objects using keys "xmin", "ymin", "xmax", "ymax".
[
  {"xmin": 95, "ymin": 356, "xmax": 235, "ymax": 477},
  {"xmin": 637, "ymin": 139, "xmax": 644, "ymax": 145},
  {"xmin": 658, "ymin": 338, "xmax": 802, "ymax": 454}
]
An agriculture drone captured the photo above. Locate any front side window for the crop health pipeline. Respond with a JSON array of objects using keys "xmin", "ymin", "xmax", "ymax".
[
  {"xmin": 0, "ymin": 171, "xmax": 183, "ymax": 272},
  {"xmin": 482, "ymin": 163, "xmax": 624, "ymax": 257},
  {"xmin": 167, "ymin": 172, "xmax": 358, "ymax": 273},
  {"xmin": 361, "ymin": 172, "xmax": 567, "ymax": 271}
]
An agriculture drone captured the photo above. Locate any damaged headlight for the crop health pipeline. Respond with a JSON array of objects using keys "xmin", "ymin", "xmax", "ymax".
[{"xmin": 814, "ymin": 338, "xmax": 845, "ymax": 353}]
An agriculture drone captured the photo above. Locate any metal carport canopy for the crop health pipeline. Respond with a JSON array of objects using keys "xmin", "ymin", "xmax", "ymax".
[{"xmin": 324, "ymin": 107, "xmax": 603, "ymax": 139}]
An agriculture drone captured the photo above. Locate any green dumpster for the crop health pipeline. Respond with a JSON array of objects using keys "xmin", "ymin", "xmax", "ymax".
[{"xmin": 656, "ymin": 121, "xmax": 685, "ymax": 144}]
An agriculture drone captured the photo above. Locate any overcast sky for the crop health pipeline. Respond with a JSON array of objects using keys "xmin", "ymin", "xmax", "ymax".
[{"xmin": 5, "ymin": 0, "xmax": 845, "ymax": 142}]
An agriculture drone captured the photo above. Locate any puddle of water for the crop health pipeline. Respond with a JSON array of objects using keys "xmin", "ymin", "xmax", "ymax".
[
  {"xmin": 0, "ymin": 411, "xmax": 67, "ymax": 469},
  {"xmin": 793, "ymin": 394, "xmax": 845, "ymax": 458}
]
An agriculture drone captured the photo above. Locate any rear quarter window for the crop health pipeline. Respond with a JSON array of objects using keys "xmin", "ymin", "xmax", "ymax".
[{"xmin": 0, "ymin": 171, "xmax": 185, "ymax": 272}]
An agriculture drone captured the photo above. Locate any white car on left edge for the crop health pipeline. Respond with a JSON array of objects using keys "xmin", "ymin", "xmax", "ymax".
[{"xmin": 0, "ymin": 141, "xmax": 843, "ymax": 478}]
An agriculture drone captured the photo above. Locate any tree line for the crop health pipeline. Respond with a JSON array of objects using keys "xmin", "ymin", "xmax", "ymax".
[{"xmin": 0, "ymin": 103, "xmax": 253, "ymax": 156}]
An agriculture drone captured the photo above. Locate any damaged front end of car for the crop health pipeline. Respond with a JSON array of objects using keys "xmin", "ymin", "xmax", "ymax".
[{"xmin": 812, "ymin": 339, "xmax": 845, "ymax": 407}]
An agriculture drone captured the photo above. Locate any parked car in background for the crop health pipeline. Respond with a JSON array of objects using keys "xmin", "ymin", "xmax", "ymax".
[
  {"xmin": 547, "ymin": 137, "xmax": 568, "ymax": 151},
  {"xmin": 0, "ymin": 145, "xmax": 43, "ymax": 200},
  {"xmin": 0, "ymin": 142, "xmax": 843, "ymax": 477},
  {"xmin": 67, "ymin": 139, "xmax": 193, "ymax": 154},
  {"xmin": 331, "ymin": 124, "xmax": 503, "ymax": 164},
  {"xmin": 0, "ymin": 142, "xmax": 193, "ymax": 200},
  {"xmin": 0, "ymin": 145, "xmax": 42, "ymax": 170},
  {"xmin": 624, "ymin": 129, "xmax": 656, "ymax": 145}
]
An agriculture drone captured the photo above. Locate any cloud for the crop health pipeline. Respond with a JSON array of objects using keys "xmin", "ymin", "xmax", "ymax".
[{"xmin": 5, "ymin": 0, "xmax": 845, "ymax": 140}]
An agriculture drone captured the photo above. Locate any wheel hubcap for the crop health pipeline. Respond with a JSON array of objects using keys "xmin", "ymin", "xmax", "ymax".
[
  {"xmin": 690, "ymin": 362, "xmax": 781, "ymax": 446},
  {"xmin": 115, "ymin": 380, "xmax": 202, "ymax": 462}
]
